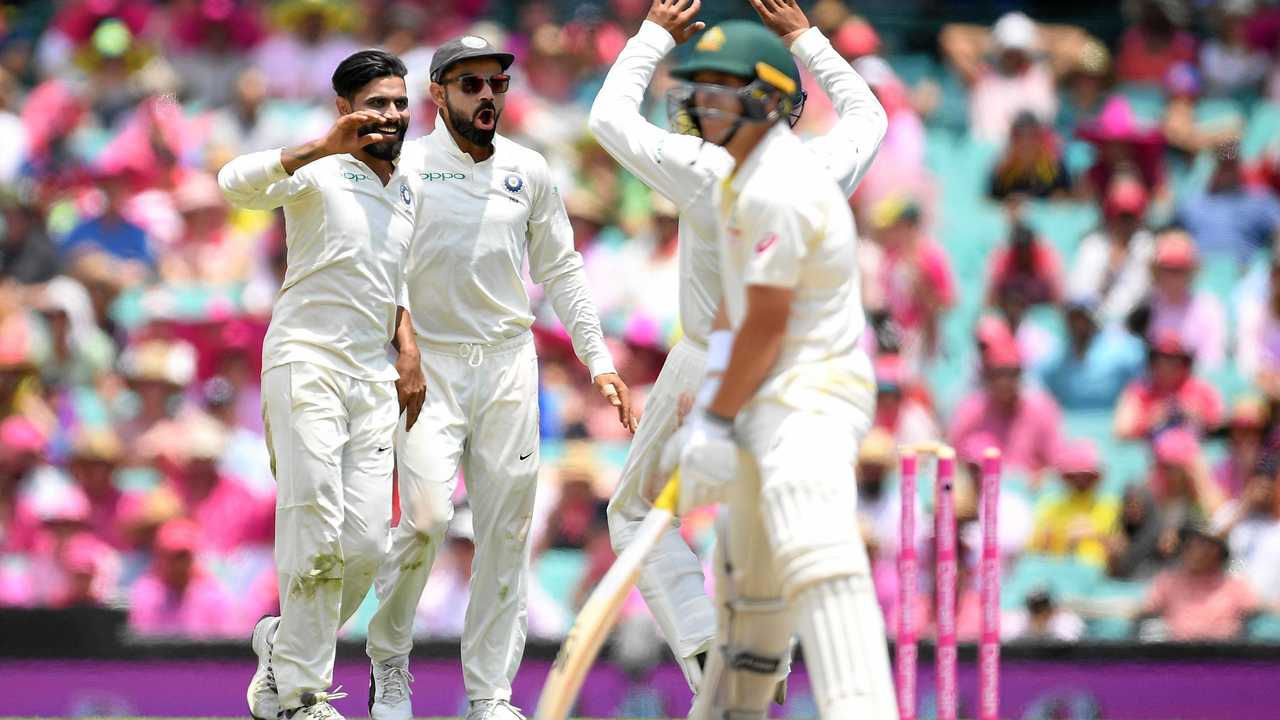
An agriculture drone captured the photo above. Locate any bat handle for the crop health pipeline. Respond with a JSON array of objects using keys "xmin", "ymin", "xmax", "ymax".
[{"xmin": 654, "ymin": 472, "xmax": 680, "ymax": 513}]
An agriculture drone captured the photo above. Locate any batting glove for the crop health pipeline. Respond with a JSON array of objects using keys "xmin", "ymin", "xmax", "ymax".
[{"xmin": 660, "ymin": 409, "xmax": 740, "ymax": 514}]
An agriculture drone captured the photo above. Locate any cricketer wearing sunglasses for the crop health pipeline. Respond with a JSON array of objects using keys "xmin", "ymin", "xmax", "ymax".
[
  {"xmin": 364, "ymin": 35, "xmax": 631, "ymax": 720},
  {"xmin": 588, "ymin": 0, "xmax": 890, "ymax": 715}
]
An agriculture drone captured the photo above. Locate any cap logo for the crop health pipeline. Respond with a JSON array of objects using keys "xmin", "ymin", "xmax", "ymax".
[
  {"xmin": 460, "ymin": 35, "xmax": 487, "ymax": 49},
  {"xmin": 755, "ymin": 62, "xmax": 796, "ymax": 95},
  {"xmin": 696, "ymin": 26, "xmax": 726, "ymax": 52}
]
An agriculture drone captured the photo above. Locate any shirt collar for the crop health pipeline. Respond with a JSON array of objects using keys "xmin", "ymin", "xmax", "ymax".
[{"xmin": 430, "ymin": 114, "xmax": 498, "ymax": 164}]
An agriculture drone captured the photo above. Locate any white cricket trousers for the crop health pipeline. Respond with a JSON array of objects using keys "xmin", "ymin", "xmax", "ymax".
[
  {"xmin": 367, "ymin": 332, "xmax": 539, "ymax": 701},
  {"xmin": 606, "ymin": 338, "xmax": 716, "ymax": 674},
  {"xmin": 261, "ymin": 362, "xmax": 398, "ymax": 710}
]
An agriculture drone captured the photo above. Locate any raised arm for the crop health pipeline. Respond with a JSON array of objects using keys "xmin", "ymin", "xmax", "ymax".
[
  {"xmin": 217, "ymin": 109, "xmax": 393, "ymax": 210},
  {"xmin": 587, "ymin": 0, "xmax": 729, "ymax": 208},
  {"xmin": 750, "ymin": 0, "xmax": 887, "ymax": 196}
]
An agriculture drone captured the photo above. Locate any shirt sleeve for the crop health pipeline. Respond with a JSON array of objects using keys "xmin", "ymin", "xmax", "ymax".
[
  {"xmin": 587, "ymin": 21, "xmax": 732, "ymax": 210},
  {"xmin": 526, "ymin": 158, "xmax": 616, "ymax": 378},
  {"xmin": 217, "ymin": 148, "xmax": 316, "ymax": 211},
  {"xmin": 793, "ymin": 27, "xmax": 888, "ymax": 197},
  {"xmin": 739, "ymin": 192, "xmax": 817, "ymax": 289}
]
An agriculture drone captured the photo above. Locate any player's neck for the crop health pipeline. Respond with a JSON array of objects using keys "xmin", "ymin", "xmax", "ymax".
[
  {"xmin": 723, "ymin": 124, "xmax": 771, "ymax": 169},
  {"xmin": 447, "ymin": 125, "xmax": 494, "ymax": 163}
]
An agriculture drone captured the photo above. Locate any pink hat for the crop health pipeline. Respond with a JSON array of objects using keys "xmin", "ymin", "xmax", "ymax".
[
  {"xmin": 976, "ymin": 314, "xmax": 1014, "ymax": 351},
  {"xmin": 1155, "ymin": 428, "xmax": 1200, "ymax": 466},
  {"xmin": 983, "ymin": 336, "xmax": 1023, "ymax": 370},
  {"xmin": 1153, "ymin": 231, "xmax": 1198, "ymax": 269},
  {"xmin": 1076, "ymin": 96, "xmax": 1164, "ymax": 146},
  {"xmin": 0, "ymin": 416, "xmax": 47, "ymax": 454},
  {"xmin": 62, "ymin": 532, "xmax": 112, "ymax": 575},
  {"xmin": 1149, "ymin": 329, "xmax": 1193, "ymax": 359},
  {"xmin": 1056, "ymin": 440, "xmax": 1101, "ymax": 475},
  {"xmin": 174, "ymin": 172, "xmax": 226, "ymax": 214},
  {"xmin": 833, "ymin": 18, "xmax": 880, "ymax": 58},
  {"xmin": 1104, "ymin": 175, "xmax": 1149, "ymax": 218},
  {"xmin": 155, "ymin": 518, "xmax": 201, "ymax": 554}
]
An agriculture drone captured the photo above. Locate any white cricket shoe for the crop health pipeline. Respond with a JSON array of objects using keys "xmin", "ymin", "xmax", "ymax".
[
  {"xmin": 247, "ymin": 615, "xmax": 280, "ymax": 720},
  {"xmin": 284, "ymin": 687, "xmax": 349, "ymax": 720},
  {"xmin": 368, "ymin": 656, "xmax": 414, "ymax": 720},
  {"xmin": 465, "ymin": 698, "xmax": 527, "ymax": 720}
]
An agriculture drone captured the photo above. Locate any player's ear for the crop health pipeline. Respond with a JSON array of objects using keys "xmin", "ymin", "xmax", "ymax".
[
  {"xmin": 335, "ymin": 95, "xmax": 353, "ymax": 116},
  {"xmin": 429, "ymin": 82, "xmax": 447, "ymax": 110}
]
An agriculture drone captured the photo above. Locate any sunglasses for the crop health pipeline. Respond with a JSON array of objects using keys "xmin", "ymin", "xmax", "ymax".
[{"xmin": 442, "ymin": 73, "xmax": 510, "ymax": 95}]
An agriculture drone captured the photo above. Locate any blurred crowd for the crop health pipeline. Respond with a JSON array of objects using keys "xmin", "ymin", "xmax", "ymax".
[{"xmin": 2, "ymin": 0, "xmax": 1280, "ymax": 651}]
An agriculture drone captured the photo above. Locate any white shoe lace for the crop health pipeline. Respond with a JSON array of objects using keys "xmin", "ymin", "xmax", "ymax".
[
  {"xmin": 471, "ymin": 699, "xmax": 525, "ymax": 720},
  {"xmin": 376, "ymin": 664, "xmax": 414, "ymax": 704}
]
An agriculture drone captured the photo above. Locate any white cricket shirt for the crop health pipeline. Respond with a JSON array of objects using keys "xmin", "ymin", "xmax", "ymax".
[
  {"xmin": 399, "ymin": 125, "xmax": 614, "ymax": 378},
  {"xmin": 218, "ymin": 149, "xmax": 415, "ymax": 382},
  {"xmin": 719, "ymin": 123, "xmax": 874, "ymax": 414},
  {"xmin": 588, "ymin": 21, "xmax": 886, "ymax": 346}
]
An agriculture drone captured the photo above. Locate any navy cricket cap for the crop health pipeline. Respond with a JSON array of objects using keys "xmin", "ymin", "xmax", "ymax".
[{"xmin": 429, "ymin": 35, "xmax": 515, "ymax": 83}]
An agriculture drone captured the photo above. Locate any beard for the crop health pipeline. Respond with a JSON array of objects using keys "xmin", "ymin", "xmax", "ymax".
[
  {"xmin": 358, "ymin": 120, "xmax": 408, "ymax": 161},
  {"xmin": 446, "ymin": 97, "xmax": 499, "ymax": 147}
]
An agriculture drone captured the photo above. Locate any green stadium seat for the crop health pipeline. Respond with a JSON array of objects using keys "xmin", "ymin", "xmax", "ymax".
[
  {"xmin": 1246, "ymin": 613, "xmax": 1280, "ymax": 642},
  {"xmin": 1242, "ymin": 102, "xmax": 1280, "ymax": 160},
  {"xmin": 534, "ymin": 548, "xmax": 588, "ymax": 614}
]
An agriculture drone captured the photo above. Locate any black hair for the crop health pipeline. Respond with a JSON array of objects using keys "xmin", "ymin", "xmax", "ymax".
[{"xmin": 332, "ymin": 49, "xmax": 408, "ymax": 101}]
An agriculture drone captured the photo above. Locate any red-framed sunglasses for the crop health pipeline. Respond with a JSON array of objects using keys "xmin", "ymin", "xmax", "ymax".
[{"xmin": 442, "ymin": 73, "xmax": 511, "ymax": 95}]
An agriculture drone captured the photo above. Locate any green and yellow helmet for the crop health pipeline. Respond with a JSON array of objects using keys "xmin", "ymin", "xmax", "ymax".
[{"xmin": 667, "ymin": 20, "xmax": 805, "ymax": 138}]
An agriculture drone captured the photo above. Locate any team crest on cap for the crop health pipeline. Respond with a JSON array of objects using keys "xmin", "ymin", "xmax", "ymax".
[
  {"xmin": 460, "ymin": 36, "xmax": 487, "ymax": 49},
  {"xmin": 696, "ymin": 26, "xmax": 726, "ymax": 52},
  {"xmin": 504, "ymin": 174, "xmax": 524, "ymax": 193}
]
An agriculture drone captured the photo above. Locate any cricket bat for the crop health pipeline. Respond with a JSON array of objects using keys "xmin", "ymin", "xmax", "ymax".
[{"xmin": 534, "ymin": 474, "xmax": 681, "ymax": 720}]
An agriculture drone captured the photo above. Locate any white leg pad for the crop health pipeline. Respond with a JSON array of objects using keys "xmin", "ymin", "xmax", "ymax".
[{"xmin": 793, "ymin": 575, "xmax": 898, "ymax": 720}]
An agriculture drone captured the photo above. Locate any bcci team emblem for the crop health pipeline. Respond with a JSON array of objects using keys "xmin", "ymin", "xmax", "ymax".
[
  {"xmin": 503, "ymin": 174, "xmax": 524, "ymax": 193},
  {"xmin": 400, "ymin": 183, "xmax": 411, "ymax": 206}
]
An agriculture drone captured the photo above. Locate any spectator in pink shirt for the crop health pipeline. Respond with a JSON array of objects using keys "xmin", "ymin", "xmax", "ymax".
[
  {"xmin": 1115, "ymin": 0, "xmax": 1197, "ymax": 85},
  {"xmin": 1139, "ymin": 523, "xmax": 1260, "ymax": 641},
  {"xmin": 1141, "ymin": 229, "xmax": 1227, "ymax": 371},
  {"xmin": 1147, "ymin": 429, "xmax": 1228, "ymax": 559},
  {"xmin": 49, "ymin": 532, "xmax": 119, "ymax": 609},
  {"xmin": 66, "ymin": 428, "xmax": 127, "ymax": 549},
  {"xmin": 948, "ymin": 336, "xmax": 1065, "ymax": 481},
  {"xmin": 127, "ymin": 518, "xmax": 237, "ymax": 638},
  {"xmin": 986, "ymin": 222, "xmax": 1065, "ymax": 308},
  {"xmin": 862, "ymin": 195, "xmax": 955, "ymax": 365},
  {"xmin": 1213, "ymin": 397, "xmax": 1270, "ymax": 500},
  {"xmin": 143, "ymin": 417, "xmax": 273, "ymax": 554},
  {"xmin": 1, "ymin": 415, "xmax": 48, "ymax": 553},
  {"xmin": 1115, "ymin": 331, "xmax": 1225, "ymax": 440}
]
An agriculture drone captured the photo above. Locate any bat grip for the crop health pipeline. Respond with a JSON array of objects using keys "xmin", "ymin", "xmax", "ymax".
[{"xmin": 654, "ymin": 472, "xmax": 680, "ymax": 513}]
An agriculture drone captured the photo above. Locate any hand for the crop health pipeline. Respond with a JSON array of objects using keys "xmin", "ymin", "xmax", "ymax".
[
  {"xmin": 646, "ymin": 0, "xmax": 706, "ymax": 45},
  {"xmin": 594, "ymin": 373, "xmax": 638, "ymax": 433},
  {"xmin": 748, "ymin": 0, "xmax": 810, "ymax": 47},
  {"xmin": 676, "ymin": 392, "xmax": 695, "ymax": 426},
  {"xmin": 395, "ymin": 350, "xmax": 426, "ymax": 432},
  {"xmin": 659, "ymin": 410, "xmax": 740, "ymax": 513},
  {"xmin": 322, "ymin": 110, "xmax": 395, "ymax": 157}
]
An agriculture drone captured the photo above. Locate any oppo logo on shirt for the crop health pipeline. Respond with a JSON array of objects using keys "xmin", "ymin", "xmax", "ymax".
[
  {"xmin": 342, "ymin": 171, "xmax": 370, "ymax": 182},
  {"xmin": 420, "ymin": 172, "xmax": 467, "ymax": 182}
]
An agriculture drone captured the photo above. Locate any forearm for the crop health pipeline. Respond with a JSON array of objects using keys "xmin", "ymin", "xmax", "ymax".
[
  {"xmin": 707, "ymin": 319, "xmax": 785, "ymax": 420},
  {"xmin": 280, "ymin": 138, "xmax": 332, "ymax": 175},
  {"xmin": 393, "ymin": 305, "xmax": 417, "ymax": 357},
  {"xmin": 546, "ymin": 269, "xmax": 616, "ymax": 378}
]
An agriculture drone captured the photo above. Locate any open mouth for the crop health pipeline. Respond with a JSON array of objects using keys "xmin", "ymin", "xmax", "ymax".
[{"xmin": 474, "ymin": 107, "xmax": 496, "ymax": 130}]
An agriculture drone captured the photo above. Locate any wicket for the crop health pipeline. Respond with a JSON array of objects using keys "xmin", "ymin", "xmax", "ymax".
[{"xmin": 896, "ymin": 443, "xmax": 1002, "ymax": 720}]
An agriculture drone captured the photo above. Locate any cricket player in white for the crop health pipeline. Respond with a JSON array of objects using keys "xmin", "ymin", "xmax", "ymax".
[
  {"xmin": 651, "ymin": 9, "xmax": 897, "ymax": 719},
  {"xmin": 589, "ymin": 0, "xmax": 887, "ymax": 699},
  {"xmin": 365, "ymin": 36, "xmax": 634, "ymax": 720},
  {"xmin": 219, "ymin": 51, "xmax": 427, "ymax": 720}
]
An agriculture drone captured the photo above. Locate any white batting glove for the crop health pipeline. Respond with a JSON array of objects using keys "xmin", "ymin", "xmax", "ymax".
[{"xmin": 660, "ymin": 409, "xmax": 740, "ymax": 513}]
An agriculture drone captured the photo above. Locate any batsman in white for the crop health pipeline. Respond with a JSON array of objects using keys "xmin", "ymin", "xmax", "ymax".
[
  {"xmin": 364, "ymin": 35, "xmax": 635, "ymax": 720},
  {"xmin": 588, "ymin": 0, "xmax": 887, "ymax": 702},
  {"xmin": 657, "ymin": 10, "xmax": 898, "ymax": 720},
  {"xmin": 218, "ymin": 50, "xmax": 427, "ymax": 720}
]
